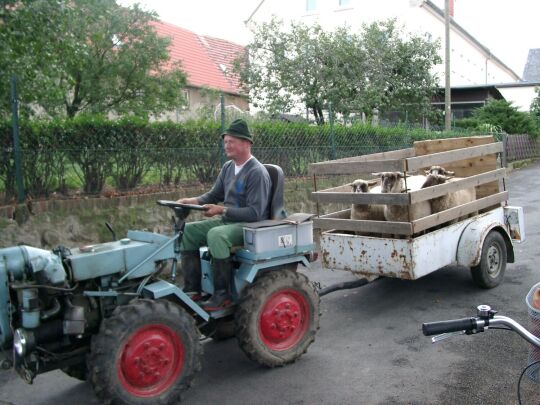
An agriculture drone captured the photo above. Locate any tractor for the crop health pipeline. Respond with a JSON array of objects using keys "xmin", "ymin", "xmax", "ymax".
[{"xmin": 0, "ymin": 164, "xmax": 320, "ymax": 404}]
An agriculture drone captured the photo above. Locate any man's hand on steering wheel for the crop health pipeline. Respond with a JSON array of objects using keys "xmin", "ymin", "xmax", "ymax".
[
  {"xmin": 176, "ymin": 197, "xmax": 199, "ymax": 205},
  {"xmin": 202, "ymin": 204, "xmax": 225, "ymax": 217}
]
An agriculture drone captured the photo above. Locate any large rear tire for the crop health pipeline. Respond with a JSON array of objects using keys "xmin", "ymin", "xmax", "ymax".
[
  {"xmin": 471, "ymin": 230, "xmax": 507, "ymax": 289},
  {"xmin": 235, "ymin": 269, "xmax": 320, "ymax": 367},
  {"xmin": 88, "ymin": 299, "xmax": 201, "ymax": 405}
]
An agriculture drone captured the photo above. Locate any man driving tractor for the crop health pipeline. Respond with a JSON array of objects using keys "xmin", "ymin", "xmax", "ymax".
[{"xmin": 177, "ymin": 118, "xmax": 271, "ymax": 310}]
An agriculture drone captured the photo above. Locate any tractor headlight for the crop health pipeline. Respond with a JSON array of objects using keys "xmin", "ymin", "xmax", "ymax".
[{"xmin": 13, "ymin": 329, "xmax": 27, "ymax": 356}]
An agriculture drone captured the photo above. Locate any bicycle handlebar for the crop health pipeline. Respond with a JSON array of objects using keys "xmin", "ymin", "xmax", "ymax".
[
  {"xmin": 422, "ymin": 317, "xmax": 478, "ymax": 336},
  {"xmin": 422, "ymin": 305, "xmax": 540, "ymax": 348}
]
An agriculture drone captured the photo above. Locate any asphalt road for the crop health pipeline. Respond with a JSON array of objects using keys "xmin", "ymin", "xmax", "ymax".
[{"xmin": 1, "ymin": 163, "xmax": 539, "ymax": 405}]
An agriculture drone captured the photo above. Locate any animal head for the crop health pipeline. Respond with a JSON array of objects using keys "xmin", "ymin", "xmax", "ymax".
[
  {"xmin": 424, "ymin": 165, "xmax": 455, "ymax": 177},
  {"xmin": 350, "ymin": 179, "xmax": 378, "ymax": 193},
  {"xmin": 372, "ymin": 172, "xmax": 406, "ymax": 193},
  {"xmin": 421, "ymin": 173, "xmax": 451, "ymax": 188}
]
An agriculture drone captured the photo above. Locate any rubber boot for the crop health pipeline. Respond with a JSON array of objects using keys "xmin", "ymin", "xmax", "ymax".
[
  {"xmin": 181, "ymin": 250, "xmax": 202, "ymax": 300},
  {"xmin": 201, "ymin": 257, "xmax": 233, "ymax": 311}
]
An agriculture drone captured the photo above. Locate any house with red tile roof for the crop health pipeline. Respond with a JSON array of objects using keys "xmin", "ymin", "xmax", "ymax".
[{"xmin": 151, "ymin": 21, "xmax": 248, "ymax": 120}]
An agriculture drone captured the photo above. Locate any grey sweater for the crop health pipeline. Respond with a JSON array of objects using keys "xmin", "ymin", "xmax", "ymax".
[{"xmin": 197, "ymin": 157, "xmax": 271, "ymax": 222}]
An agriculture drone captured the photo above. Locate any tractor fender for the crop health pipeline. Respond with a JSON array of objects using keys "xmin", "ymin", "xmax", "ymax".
[
  {"xmin": 142, "ymin": 280, "xmax": 209, "ymax": 322},
  {"xmin": 234, "ymin": 256, "xmax": 311, "ymax": 296},
  {"xmin": 456, "ymin": 221, "xmax": 514, "ymax": 267}
]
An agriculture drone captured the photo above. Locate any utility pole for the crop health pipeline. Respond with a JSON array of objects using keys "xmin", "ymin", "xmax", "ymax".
[{"xmin": 444, "ymin": 0, "xmax": 451, "ymax": 131}]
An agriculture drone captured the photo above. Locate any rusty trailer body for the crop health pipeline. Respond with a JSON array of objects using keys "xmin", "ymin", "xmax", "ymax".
[{"xmin": 309, "ymin": 136, "xmax": 525, "ymax": 287}]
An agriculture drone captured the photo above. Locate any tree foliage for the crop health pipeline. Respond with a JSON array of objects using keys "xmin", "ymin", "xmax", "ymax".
[
  {"xmin": 0, "ymin": 0, "xmax": 187, "ymax": 118},
  {"xmin": 472, "ymin": 100, "xmax": 537, "ymax": 135},
  {"xmin": 237, "ymin": 18, "xmax": 441, "ymax": 124}
]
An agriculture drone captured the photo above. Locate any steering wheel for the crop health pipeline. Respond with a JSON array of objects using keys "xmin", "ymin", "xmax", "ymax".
[{"xmin": 156, "ymin": 200, "xmax": 207, "ymax": 211}]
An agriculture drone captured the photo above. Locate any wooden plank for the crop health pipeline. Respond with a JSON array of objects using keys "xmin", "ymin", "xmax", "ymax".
[
  {"xmin": 412, "ymin": 191, "xmax": 508, "ymax": 233},
  {"xmin": 318, "ymin": 184, "xmax": 361, "ymax": 193},
  {"xmin": 311, "ymin": 191, "xmax": 409, "ymax": 205},
  {"xmin": 325, "ymin": 148, "xmax": 415, "ymax": 164},
  {"xmin": 321, "ymin": 208, "xmax": 351, "ymax": 219},
  {"xmin": 314, "ymin": 217, "xmax": 413, "ymax": 235},
  {"xmin": 308, "ymin": 159, "xmax": 405, "ymax": 175},
  {"xmin": 409, "ymin": 169, "xmax": 507, "ymax": 204},
  {"xmin": 406, "ymin": 143, "xmax": 503, "ymax": 172},
  {"xmin": 413, "ymin": 136, "xmax": 494, "ymax": 155}
]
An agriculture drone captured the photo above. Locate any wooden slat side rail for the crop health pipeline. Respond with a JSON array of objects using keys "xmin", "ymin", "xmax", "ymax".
[
  {"xmin": 405, "ymin": 142, "xmax": 503, "ymax": 172},
  {"xmin": 311, "ymin": 191, "xmax": 409, "ymax": 205},
  {"xmin": 323, "ymin": 148, "xmax": 415, "ymax": 164},
  {"xmin": 314, "ymin": 217, "xmax": 413, "ymax": 235},
  {"xmin": 409, "ymin": 168, "xmax": 507, "ymax": 204},
  {"xmin": 321, "ymin": 208, "xmax": 351, "ymax": 219},
  {"xmin": 412, "ymin": 191, "xmax": 508, "ymax": 233},
  {"xmin": 317, "ymin": 184, "xmax": 365, "ymax": 193},
  {"xmin": 308, "ymin": 159, "xmax": 405, "ymax": 175}
]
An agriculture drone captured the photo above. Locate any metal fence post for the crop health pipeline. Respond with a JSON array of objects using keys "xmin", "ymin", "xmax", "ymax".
[
  {"xmin": 10, "ymin": 76, "xmax": 25, "ymax": 203},
  {"xmin": 220, "ymin": 93, "xmax": 225, "ymax": 165},
  {"xmin": 329, "ymin": 101, "xmax": 336, "ymax": 160}
]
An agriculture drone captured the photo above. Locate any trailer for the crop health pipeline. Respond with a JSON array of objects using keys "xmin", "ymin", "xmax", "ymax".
[{"xmin": 309, "ymin": 136, "xmax": 525, "ymax": 288}]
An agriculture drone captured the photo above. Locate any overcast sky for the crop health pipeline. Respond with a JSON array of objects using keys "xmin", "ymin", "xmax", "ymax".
[{"xmin": 119, "ymin": 0, "xmax": 539, "ymax": 78}]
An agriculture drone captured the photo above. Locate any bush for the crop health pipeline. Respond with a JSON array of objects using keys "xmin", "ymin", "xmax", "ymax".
[{"xmin": 0, "ymin": 116, "xmax": 486, "ymax": 201}]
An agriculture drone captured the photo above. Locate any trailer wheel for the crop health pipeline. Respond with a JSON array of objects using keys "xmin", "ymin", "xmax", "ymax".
[
  {"xmin": 235, "ymin": 269, "xmax": 320, "ymax": 367},
  {"xmin": 88, "ymin": 299, "xmax": 201, "ymax": 405},
  {"xmin": 471, "ymin": 230, "xmax": 507, "ymax": 289}
]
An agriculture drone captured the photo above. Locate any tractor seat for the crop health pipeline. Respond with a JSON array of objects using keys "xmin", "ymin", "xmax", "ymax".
[{"xmin": 263, "ymin": 164, "xmax": 286, "ymax": 220}]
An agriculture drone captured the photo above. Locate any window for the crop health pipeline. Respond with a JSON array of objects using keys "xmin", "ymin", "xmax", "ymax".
[
  {"xmin": 339, "ymin": 0, "xmax": 350, "ymax": 6},
  {"xmin": 306, "ymin": 0, "xmax": 316, "ymax": 12},
  {"xmin": 181, "ymin": 90, "xmax": 189, "ymax": 110}
]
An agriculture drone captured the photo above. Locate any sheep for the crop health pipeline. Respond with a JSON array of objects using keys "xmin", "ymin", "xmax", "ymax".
[
  {"xmin": 424, "ymin": 165, "xmax": 455, "ymax": 177},
  {"xmin": 372, "ymin": 172, "xmax": 431, "ymax": 223},
  {"xmin": 349, "ymin": 179, "xmax": 385, "ymax": 222},
  {"xmin": 421, "ymin": 173, "xmax": 477, "ymax": 224}
]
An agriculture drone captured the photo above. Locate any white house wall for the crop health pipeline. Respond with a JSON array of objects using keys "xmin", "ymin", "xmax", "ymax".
[{"xmin": 248, "ymin": 0, "xmax": 518, "ymax": 87}]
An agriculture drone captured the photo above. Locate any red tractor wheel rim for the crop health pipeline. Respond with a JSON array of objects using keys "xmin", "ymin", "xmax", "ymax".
[
  {"xmin": 117, "ymin": 324, "xmax": 184, "ymax": 397},
  {"xmin": 259, "ymin": 288, "xmax": 310, "ymax": 351}
]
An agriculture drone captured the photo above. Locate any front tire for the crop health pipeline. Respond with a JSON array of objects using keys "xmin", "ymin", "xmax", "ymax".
[
  {"xmin": 88, "ymin": 299, "xmax": 201, "ymax": 405},
  {"xmin": 471, "ymin": 230, "xmax": 507, "ymax": 289},
  {"xmin": 235, "ymin": 269, "xmax": 320, "ymax": 367}
]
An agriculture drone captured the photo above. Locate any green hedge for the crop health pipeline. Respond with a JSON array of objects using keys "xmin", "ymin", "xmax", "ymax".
[{"xmin": 0, "ymin": 116, "xmax": 486, "ymax": 201}]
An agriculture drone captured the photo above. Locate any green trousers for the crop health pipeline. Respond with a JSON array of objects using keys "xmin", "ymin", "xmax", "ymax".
[{"xmin": 180, "ymin": 218, "xmax": 244, "ymax": 259}]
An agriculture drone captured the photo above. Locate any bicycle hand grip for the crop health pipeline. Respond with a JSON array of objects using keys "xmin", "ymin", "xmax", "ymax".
[{"xmin": 422, "ymin": 317, "xmax": 477, "ymax": 336}]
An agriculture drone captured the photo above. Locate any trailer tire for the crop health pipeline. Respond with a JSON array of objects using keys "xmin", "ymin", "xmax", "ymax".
[
  {"xmin": 88, "ymin": 299, "xmax": 201, "ymax": 405},
  {"xmin": 471, "ymin": 230, "xmax": 507, "ymax": 289},
  {"xmin": 235, "ymin": 269, "xmax": 320, "ymax": 367}
]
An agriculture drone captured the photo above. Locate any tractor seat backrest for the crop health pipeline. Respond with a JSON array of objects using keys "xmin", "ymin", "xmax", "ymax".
[{"xmin": 264, "ymin": 164, "xmax": 286, "ymax": 220}]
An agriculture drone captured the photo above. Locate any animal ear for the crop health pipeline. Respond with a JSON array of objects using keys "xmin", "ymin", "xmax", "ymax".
[
  {"xmin": 371, "ymin": 172, "xmax": 382, "ymax": 176},
  {"xmin": 398, "ymin": 173, "xmax": 406, "ymax": 178},
  {"xmin": 367, "ymin": 179, "xmax": 378, "ymax": 186},
  {"xmin": 424, "ymin": 169, "xmax": 430, "ymax": 175},
  {"xmin": 446, "ymin": 170, "xmax": 455, "ymax": 176}
]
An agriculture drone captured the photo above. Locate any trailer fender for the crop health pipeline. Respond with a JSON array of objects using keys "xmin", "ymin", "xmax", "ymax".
[{"xmin": 457, "ymin": 222, "xmax": 514, "ymax": 267}]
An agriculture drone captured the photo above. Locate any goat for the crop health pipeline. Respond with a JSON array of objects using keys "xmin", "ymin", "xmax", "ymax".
[
  {"xmin": 421, "ymin": 174, "xmax": 477, "ymax": 224},
  {"xmin": 372, "ymin": 172, "xmax": 431, "ymax": 223},
  {"xmin": 349, "ymin": 179, "xmax": 385, "ymax": 221}
]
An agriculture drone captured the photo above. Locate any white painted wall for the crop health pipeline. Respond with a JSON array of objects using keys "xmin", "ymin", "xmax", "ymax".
[{"xmin": 247, "ymin": 0, "xmax": 519, "ymax": 87}]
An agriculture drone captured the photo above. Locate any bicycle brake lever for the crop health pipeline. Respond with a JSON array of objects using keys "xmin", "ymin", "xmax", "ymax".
[{"xmin": 431, "ymin": 330, "xmax": 466, "ymax": 343}]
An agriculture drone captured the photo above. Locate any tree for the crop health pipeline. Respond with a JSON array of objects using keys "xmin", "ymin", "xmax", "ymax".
[
  {"xmin": 0, "ymin": 0, "xmax": 187, "ymax": 118},
  {"xmin": 530, "ymin": 87, "xmax": 540, "ymax": 120},
  {"xmin": 236, "ymin": 18, "xmax": 440, "ymax": 124},
  {"xmin": 472, "ymin": 100, "xmax": 536, "ymax": 135}
]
